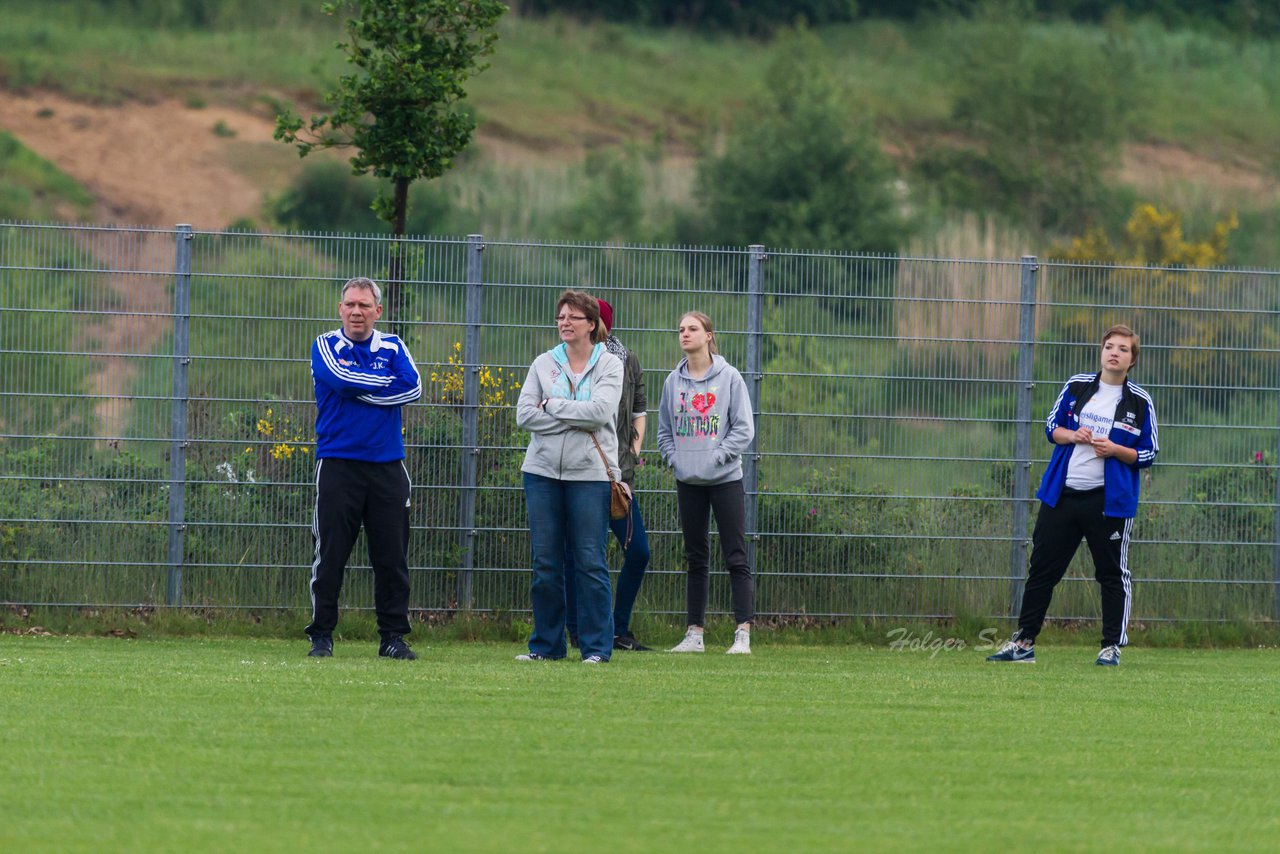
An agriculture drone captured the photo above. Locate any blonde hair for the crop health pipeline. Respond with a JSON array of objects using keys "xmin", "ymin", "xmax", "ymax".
[{"xmin": 679, "ymin": 311, "xmax": 719, "ymax": 356}]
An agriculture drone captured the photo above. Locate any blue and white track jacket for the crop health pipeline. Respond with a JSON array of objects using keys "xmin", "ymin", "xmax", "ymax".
[
  {"xmin": 1035, "ymin": 372, "xmax": 1159, "ymax": 518},
  {"xmin": 311, "ymin": 328, "xmax": 422, "ymax": 462}
]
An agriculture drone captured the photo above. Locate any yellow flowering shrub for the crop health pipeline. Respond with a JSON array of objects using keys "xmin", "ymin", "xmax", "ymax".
[{"xmin": 1053, "ymin": 204, "xmax": 1276, "ymax": 407}]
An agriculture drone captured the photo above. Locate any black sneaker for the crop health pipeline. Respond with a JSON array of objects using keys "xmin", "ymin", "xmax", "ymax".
[
  {"xmin": 378, "ymin": 634, "xmax": 417, "ymax": 660},
  {"xmin": 308, "ymin": 636, "xmax": 333, "ymax": 658},
  {"xmin": 613, "ymin": 633, "xmax": 652, "ymax": 651}
]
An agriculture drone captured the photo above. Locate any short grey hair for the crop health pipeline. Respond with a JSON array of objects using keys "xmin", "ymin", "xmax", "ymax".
[{"xmin": 341, "ymin": 276, "xmax": 382, "ymax": 306}]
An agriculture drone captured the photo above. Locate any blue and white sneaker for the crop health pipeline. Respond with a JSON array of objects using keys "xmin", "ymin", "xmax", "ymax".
[
  {"xmin": 515, "ymin": 652, "xmax": 553, "ymax": 661},
  {"xmin": 986, "ymin": 640, "xmax": 1036, "ymax": 663},
  {"xmin": 1096, "ymin": 645, "xmax": 1121, "ymax": 666}
]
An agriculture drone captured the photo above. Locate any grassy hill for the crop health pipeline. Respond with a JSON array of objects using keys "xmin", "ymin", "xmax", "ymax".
[{"xmin": 0, "ymin": 1, "xmax": 1278, "ymax": 263}]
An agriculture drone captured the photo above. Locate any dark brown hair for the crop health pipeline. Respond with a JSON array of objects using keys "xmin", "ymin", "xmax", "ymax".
[{"xmin": 557, "ymin": 289, "xmax": 607, "ymax": 345}]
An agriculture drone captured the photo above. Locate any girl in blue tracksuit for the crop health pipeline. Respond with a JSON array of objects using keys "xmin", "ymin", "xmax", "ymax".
[{"xmin": 989, "ymin": 324, "xmax": 1159, "ymax": 666}]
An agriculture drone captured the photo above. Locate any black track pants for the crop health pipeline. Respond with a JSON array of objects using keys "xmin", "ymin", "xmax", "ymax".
[
  {"xmin": 1017, "ymin": 489, "xmax": 1133, "ymax": 647},
  {"xmin": 306, "ymin": 458, "xmax": 412, "ymax": 639}
]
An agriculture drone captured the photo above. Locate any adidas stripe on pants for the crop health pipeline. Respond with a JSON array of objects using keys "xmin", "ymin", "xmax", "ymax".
[{"xmin": 1017, "ymin": 487, "xmax": 1132, "ymax": 647}]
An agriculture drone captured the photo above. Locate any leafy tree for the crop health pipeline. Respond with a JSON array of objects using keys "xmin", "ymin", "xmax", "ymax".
[
  {"xmin": 689, "ymin": 30, "xmax": 905, "ymax": 254},
  {"xmin": 275, "ymin": 0, "xmax": 506, "ymax": 312}
]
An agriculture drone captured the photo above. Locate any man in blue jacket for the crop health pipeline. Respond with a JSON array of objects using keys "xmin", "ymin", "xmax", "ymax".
[
  {"xmin": 305, "ymin": 277, "xmax": 422, "ymax": 659},
  {"xmin": 989, "ymin": 324, "xmax": 1159, "ymax": 666}
]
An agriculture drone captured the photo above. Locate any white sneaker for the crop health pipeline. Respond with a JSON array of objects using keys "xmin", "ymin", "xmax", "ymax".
[
  {"xmin": 726, "ymin": 628, "xmax": 751, "ymax": 655},
  {"xmin": 669, "ymin": 629, "xmax": 705, "ymax": 653}
]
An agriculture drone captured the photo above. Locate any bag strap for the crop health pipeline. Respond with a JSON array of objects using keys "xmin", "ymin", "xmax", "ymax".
[
  {"xmin": 589, "ymin": 432, "xmax": 634, "ymax": 547},
  {"xmin": 571, "ymin": 374, "xmax": 633, "ymax": 546},
  {"xmin": 588, "ymin": 432, "xmax": 617, "ymax": 483}
]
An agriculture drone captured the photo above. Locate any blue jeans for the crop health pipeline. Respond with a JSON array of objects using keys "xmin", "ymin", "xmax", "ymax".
[
  {"xmin": 565, "ymin": 494, "xmax": 651, "ymax": 639},
  {"xmin": 523, "ymin": 472, "xmax": 613, "ymax": 660}
]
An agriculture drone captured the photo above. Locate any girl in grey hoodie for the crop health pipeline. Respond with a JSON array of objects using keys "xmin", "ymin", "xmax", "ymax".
[{"xmin": 657, "ymin": 311, "xmax": 756, "ymax": 655}]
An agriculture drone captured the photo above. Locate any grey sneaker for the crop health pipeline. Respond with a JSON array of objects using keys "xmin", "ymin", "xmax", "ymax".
[
  {"xmin": 726, "ymin": 628, "xmax": 751, "ymax": 655},
  {"xmin": 1096, "ymin": 645, "xmax": 1121, "ymax": 666}
]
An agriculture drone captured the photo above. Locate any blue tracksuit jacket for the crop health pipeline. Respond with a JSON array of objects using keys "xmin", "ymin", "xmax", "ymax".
[
  {"xmin": 1035, "ymin": 372, "xmax": 1159, "ymax": 518},
  {"xmin": 311, "ymin": 328, "xmax": 422, "ymax": 462}
]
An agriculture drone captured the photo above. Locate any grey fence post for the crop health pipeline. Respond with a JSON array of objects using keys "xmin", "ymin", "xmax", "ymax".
[
  {"xmin": 744, "ymin": 245, "xmax": 766, "ymax": 573},
  {"xmin": 1274, "ymin": 395, "xmax": 1279, "ymax": 622},
  {"xmin": 1008, "ymin": 255, "xmax": 1039, "ymax": 617},
  {"xmin": 457, "ymin": 234, "xmax": 485, "ymax": 611},
  {"xmin": 165, "ymin": 224, "xmax": 194, "ymax": 606}
]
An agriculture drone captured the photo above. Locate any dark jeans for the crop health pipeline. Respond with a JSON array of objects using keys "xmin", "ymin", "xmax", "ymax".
[
  {"xmin": 1017, "ymin": 489, "xmax": 1133, "ymax": 647},
  {"xmin": 306, "ymin": 458, "xmax": 412, "ymax": 641},
  {"xmin": 523, "ymin": 472, "xmax": 613, "ymax": 660},
  {"xmin": 565, "ymin": 494, "xmax": 651, "ymax": 639},
  {"xmin": 676, "ymin": 479, "xmax": 754, "ymax": 626}
]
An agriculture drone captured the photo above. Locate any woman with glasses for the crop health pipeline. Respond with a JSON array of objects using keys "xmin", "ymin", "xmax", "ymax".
[
  {"xmin": 514, "ymin": 290, "xmax": 624, "ymax": 663},
  {"xmin": 657, "ymin": 311, "xmax": 757, "ymax": 654}
]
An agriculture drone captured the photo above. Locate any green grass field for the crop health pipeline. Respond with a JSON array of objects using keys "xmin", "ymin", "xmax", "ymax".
[{"xmin": 2, "ymin": 635, "xmax": 1276, "ymax": 851}]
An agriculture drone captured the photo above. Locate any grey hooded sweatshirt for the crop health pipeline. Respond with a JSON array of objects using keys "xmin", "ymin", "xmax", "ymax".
[
  {"xmin": 517, "ymin": 342, "xmax": 623, "ymax": 482},
  {"xmin": 656, "ymin": 354, "xmax": 755, "ymax": 485}
]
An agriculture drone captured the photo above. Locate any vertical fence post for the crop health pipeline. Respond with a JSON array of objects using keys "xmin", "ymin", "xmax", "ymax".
[
  {"xmin": 457, "ymin": 234, "xmax": 484, "ymax": 611},
  {"xmin": 1008, "ymin": 255, "xmax": 1039, "ymax": 617},
  {"xmin": 1274, "ymin": 394, "xmax": 1280, "ymax": 621},
  {"xmin": 165, "ymin": 224, "xmax": 193, "ymax": 606},
  {"xmin": 744, "ymin": 245, "xmax": 766, "ymax": 575}
]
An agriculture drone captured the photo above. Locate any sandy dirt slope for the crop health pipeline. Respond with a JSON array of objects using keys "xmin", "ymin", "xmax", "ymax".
[
  {"xmin": 0, "ymin": 90, "xmax": 280, "ymax": 227},
  {"xmin": 0, "ymin": 91, "xmax": 286, "ymax": 438}
]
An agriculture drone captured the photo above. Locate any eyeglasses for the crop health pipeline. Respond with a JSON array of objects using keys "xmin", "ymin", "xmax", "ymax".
[{"xmin": 555, "ymin": 314, "xmax": 588, "ymax": 323}]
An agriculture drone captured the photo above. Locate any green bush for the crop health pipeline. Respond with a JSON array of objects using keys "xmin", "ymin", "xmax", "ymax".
[
  {"xmin": 686, "ymin": 30, "xmax": 907, "ymax": 254},
  {"xmin": 934, "ymin": 3, "xmax": 1139, "ymax": 230},
  {"xmin": 519, "ymin": 0, "xmax": 860, "ymax": 34},
  {"xmin": 268, "ymin": 160, "xmax": 456, "ymax": 236}
]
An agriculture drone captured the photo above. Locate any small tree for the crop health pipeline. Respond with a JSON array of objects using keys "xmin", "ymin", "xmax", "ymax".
[
  {"xmin": 690, "ymin": 30, "xmax": 905, "ymax": 254},
  {"xmin": 275, "ymin": 0, "xmax": 506, "ymax": 312}
]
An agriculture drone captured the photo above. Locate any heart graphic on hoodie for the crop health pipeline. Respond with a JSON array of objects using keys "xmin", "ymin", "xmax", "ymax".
[{"xmin": 691, "ymin": 392, "xmax": 716, "ymax": 414}]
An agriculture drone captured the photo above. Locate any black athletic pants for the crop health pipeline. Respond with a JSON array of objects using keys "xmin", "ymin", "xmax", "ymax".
[
  {"xmin": 306, "ymin": 458, "xmax": 412, "ymax": 640},
  {"xmin": 675, "ymin": 479, "xmax": 755, "ymax": 626},
  {"xmin": 1017, "ymin": 488, "xmax": 1133, "ymax": 648}
]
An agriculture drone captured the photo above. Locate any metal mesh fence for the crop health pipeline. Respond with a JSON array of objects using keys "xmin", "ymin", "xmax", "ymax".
[{"xmin": 2, "ymin": 222, "xmax": 1278, "ymax": 622}]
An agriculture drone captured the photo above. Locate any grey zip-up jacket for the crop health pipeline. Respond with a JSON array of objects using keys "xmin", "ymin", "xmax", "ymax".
[
  {"xmin": 517, "ymin": 342, "xmax": 623, "ymax": 482},
  {"xmin": 656, "ymin": 354, "xmax": 755, "ymax": 485}
]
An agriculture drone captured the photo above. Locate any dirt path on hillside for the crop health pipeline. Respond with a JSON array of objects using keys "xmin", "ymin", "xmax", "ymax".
[
  {"xmin": 0, "ymin": 91, "xmax": 285, "ymax": 437},
  {"xmin": 0, "ymin": 91, "xmax": 280, "ymax": 227},
  {"xmin": 3, "ymin": 89, "xmax": 1278, "ymax": 438}
]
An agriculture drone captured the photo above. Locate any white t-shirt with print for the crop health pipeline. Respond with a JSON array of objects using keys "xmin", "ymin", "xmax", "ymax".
[{"xmin": 1064, "ymin": 380, "xmax": 1124, "ymax": 491}]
